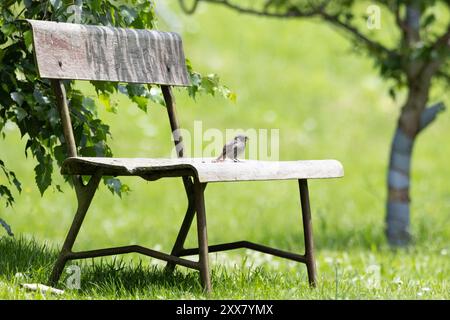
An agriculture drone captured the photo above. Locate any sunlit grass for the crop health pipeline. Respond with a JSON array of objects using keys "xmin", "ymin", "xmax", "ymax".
[{"xmin": 0, "ymin": 237, "xmax": 448, "ymax": 299}]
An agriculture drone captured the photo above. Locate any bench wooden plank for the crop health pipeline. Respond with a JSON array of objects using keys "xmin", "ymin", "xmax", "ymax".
[
  {"xmin": 61, "ymin": 157, "xmax": 344, "ymax": 182},
  {"xmin": 27, "ymin": 20, "xmax": 190, "ymax": 86}
]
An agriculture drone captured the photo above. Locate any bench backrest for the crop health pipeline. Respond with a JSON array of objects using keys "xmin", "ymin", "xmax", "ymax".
[
  {"xmin": 28, "ymin": 20, "xmax": 190, "ymax": 86},
  {"xmin": 27, "ymin": 20, "xmax": 189, "ymax": 159}
]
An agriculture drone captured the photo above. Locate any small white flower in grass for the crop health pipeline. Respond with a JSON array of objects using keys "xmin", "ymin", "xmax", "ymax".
[
  {"xmin": 14, "ymin": 272, "xmax": 26, "ymax": 280},
  {"xmin": 344, "ymin": 265, "xmax": 354, "ymax": 272},
  {"xmin": 365, "ymin": 264, "xmax": 381, "ymax": 289},
  {"xmin": 324, "ymin": 257, "xmax": 334, "ymax": 265},
  {"xmin": 417, "ymin": 287, "xmax": 431, "ymax": 297},
  {"xmin": 392, "ymin": 277, "xmax": 403, "ymax": 285},
  {"xmin": 264, "ymin": 254, "xmax": 273, "ymax": 262},
  {"xmin": 270, "ymin": 260, "xmax": 280, "ymax": 269},
  {"xmin": 248, "ymin": 251, "xmax": 265, "ymax": 267},
  {"xmin": 351, "ymin": 276, "xmax": 359, "ymax": 284},
  {"xmin": 440, "ymin": 249, "xmax": 448, "ymax": 256}
]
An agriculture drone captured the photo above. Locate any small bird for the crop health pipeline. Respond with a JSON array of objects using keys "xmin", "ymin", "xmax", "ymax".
[{"xmin": 213, "ymin": 134, "xmax": 249, "ymax": 162}]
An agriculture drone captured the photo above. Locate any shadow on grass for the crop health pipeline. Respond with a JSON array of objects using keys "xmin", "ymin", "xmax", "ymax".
[
  {"xmin": 78, "ymin": 259, "xmax": 205, "ymax": 297},
  {"xmin": 0, "ymin": 236, "xmax": 307, "ymax": 298},
  {"xmin": 76, "ymin": 260, "xmax": 299, "ymax": 299},
  {"xmin": 2, "ymin": 232, "xmax": 437, "ymax": 299},
  {"xmin": 0, "ymin": 236, "xmax": 56, "ymax": 281},
  {"xmin": 0, "ymin": 236, "xmax": 205, "ymax": 297}
]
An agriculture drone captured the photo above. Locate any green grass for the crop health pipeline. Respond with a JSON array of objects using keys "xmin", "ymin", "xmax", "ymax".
[
  {"xmin": 0, "ymin": 236, "xmax": 448, "ymax": 299},
  {"xmin": 0, "ymin": 5, "xmax": 449, "ymax": 299}
]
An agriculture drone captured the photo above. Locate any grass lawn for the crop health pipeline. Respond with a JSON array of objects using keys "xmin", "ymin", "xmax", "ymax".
[{"xmin": 0, "ymin": 4, "xmax": 449, "ymax": 299}]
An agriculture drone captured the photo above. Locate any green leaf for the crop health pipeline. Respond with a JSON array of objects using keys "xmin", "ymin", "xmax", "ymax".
[
  {"xmin": 227, "ymin": 91, "xmax": 237, "ymax": 103},
  {"xmin": 91, "ymin": 81, "xmax": 117, "ymax": 95},
  {"xmin": 23, "ymin": 30, "xmax": 33, "ymax": 52},
  {"xmin": 388, "ymin": 87, "xmax": 396, "ymax": 101},
  {"xmin": 126, "ymin": 84, "xmax": 146, "ymax": 96},
  {"xmin": 120, "ymin": 6, "xmax": 137, "ymax": 24},
  {"xmin": 24, "ymin": 0, "xmax": 33, "ymax": 8},
  {"xmin": 190, "ymin": 73, "xmax": 202, "ymax": 87},
  {"xmin": 422, "ymin": 13, "xmax": 435, "ymax": 28},
  {"xmin": 11, "ymin": 173, "xmax": 22, "ymax": 193},
  {"xmin": 99, "ymin": 93, "xmax": 117, "ymax": 113},
  {"xmin": 131, "ymin": 95, "xmax": 148, "ymax": 112},
  {"xmin": 14, "ymin": 69, "xmax": 27, "ymax": 82},
  {"xmin": 33, "ymin": 88, "xmax": 50, "ymax": 105},
  {"xmin": 148, "ymin": 87, "xmax": 164, "ymax": 106},
  {"xmin": 34, "ymin": 155, "xmax": 52, "ymax": 196},
  {"xmin": 201, "ymin": 74, "xmax": 220, "ymax": 96},
  {"xmin": 49, "ymin": 0, "xmax": 62, "ymax": 10},
  {"xmin": 82, "ymin": 97, "xmax": 96, "ymax": 113},
  {"xmin": 10, "ymin": 92, "xmax": 24, "ymax": 106},
  {"xmin": 14, "ymin": 107, "xmax": 27, "ymax": 122},
  {"xmin": 0, "ymin": 185, "xmax": 14, "ymax": 207},
  {"xmin": 105, "ymin": 177, "xmax": 130, "ymax": 197}
]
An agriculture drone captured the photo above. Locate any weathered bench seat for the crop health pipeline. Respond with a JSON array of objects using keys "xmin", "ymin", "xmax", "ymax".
[{"xmin": 62, "ymin": 157, "xmax": 344, "ymax": 182}]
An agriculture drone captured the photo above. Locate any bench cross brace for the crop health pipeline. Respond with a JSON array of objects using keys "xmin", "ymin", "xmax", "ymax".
[{"xmin": 48, "ymin": 176, "xmax": 317, "ymax": 293}]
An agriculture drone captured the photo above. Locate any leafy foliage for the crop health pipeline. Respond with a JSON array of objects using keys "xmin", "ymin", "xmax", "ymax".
[
  {"xmin": 186, "ymin": 59, "xmax": 236, "ymax": 102},
  {"xmin": 0, "ymin": 0, "xmax": 233, "ymax": 207},
  {"xmin": 0, "ymin": 159, "xmax": 21, "ymax": 207}
]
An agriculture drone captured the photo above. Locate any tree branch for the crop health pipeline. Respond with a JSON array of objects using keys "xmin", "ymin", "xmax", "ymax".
[
  {"xmin": 179, "ymin": 0, "xmax": 199, "ymax": 14},
  {"xmin": 430, "ymin": 24, "xmax": 450, "ymax": 52},
  {"xmin": 405, "ymin": 3, "xmax": 421, "ymax": 44},
  {"xmin": 419, "ymin": 102, "xmax": 446, "ymax": 132},
  {"xmin": 420, "ymin": 24, "xmax": 450, "ymax": 79},
  {"xmin": 394, "ymin": 1, "xmax": 409, "ymax": 34},
  {"xmin": 436, "ymin": 69, "xmax": 450, "ymax": 83},
  {"xmin": 319, "ymin": 12, "xmax": 392, "ymax": 55},
  {"xmin": 193, "ymin": 0, "xmax": 393, "ymax": 56},
  {"xmin": 190, "ymin": 0, "xmax": 321, "ymax": 18}
]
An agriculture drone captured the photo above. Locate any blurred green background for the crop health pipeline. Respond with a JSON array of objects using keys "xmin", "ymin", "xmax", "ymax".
[{"xmin": 0, "ymin": 2, "xmax": 449, "ymax": 299}]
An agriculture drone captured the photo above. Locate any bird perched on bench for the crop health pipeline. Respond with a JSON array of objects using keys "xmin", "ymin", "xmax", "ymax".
[{"xmin": 213, "ymin": 134, "xmax": 249, "ymax": 162}]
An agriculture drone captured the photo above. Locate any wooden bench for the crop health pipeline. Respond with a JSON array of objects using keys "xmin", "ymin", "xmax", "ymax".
[{"xmin": 27, "ymin": 20, "xmax": 344, "ymax": 293}]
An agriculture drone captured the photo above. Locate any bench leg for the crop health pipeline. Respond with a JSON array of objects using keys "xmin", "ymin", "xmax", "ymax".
[
  {"xmin": 165, "ymin": 179, "xmax": 208, "ymax": 273},
  {"xmin": 165, "ymin": 178, "xmax": 196, "ymax": 273},
  {"xmin": 194, "ymin": 179, "xmax": 211, "ymax": 294},
  {"xmin": 299, "ymin": 179, "xmax": 317, "ymax": 287},
  {"xmin": 48, "ymin": 173, "xmax": 101, "ymax": 287}
]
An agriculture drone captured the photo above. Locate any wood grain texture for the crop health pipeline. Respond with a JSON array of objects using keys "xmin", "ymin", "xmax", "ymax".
[
  {"xmin": 27, "ymin": 20, "xmax": 190, "ymax": 86},
  {"xmin": 61, "ymin": 157, "xmax": 344, "ymax": 182}
]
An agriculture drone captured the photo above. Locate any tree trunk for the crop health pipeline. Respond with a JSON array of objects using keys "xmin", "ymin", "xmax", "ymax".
[{"xmin": 386, "ymin": 101, "xmax": 445, "ymax": 246}]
